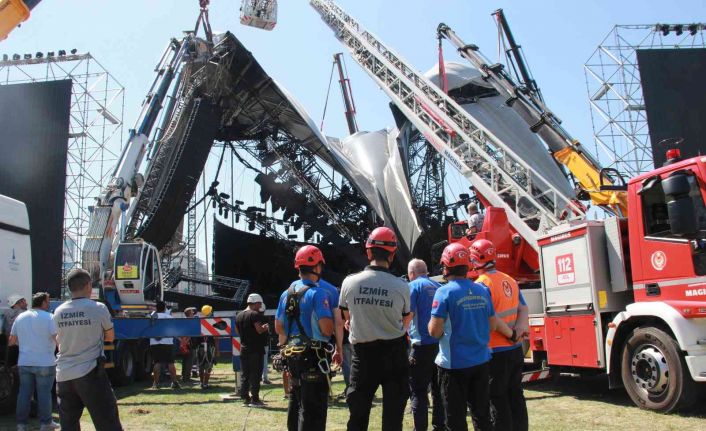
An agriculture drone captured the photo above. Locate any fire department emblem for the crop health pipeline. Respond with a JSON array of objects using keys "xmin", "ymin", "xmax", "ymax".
[
  {"xmin": 651, "ymin": 251, "xmax": 667, "ymax": 271},
  {"xmin": 502, "ymin": 280, "xmax": 512, "ymax": 298}
]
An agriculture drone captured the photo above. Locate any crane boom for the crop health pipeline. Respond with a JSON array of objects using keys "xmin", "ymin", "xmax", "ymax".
[
  {"xmin": 436, "ymin": 23, "xmax": 628, "ymax": 216},
  {"xmin": 310, "ymin": 0, "xmax": 585, "ymax": 251}
]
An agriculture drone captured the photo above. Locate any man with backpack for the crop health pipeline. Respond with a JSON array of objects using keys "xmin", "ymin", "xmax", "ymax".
[{"xmin": 275, "ymin": 245, "xmax": 334, "ymax": 431}]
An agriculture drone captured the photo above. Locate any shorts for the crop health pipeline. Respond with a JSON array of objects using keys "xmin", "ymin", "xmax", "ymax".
[
  {"xmin": 197, "ymin": 340, "xmax": 216, "ymax": 372},
  {"xmin": 150, "ymin": 344, "xmax": 175, "ymax": 364}
]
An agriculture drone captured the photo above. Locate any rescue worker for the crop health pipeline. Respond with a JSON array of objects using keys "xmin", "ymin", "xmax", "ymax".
[
  {"xmin": 471, "ymin": 239, "xmax": 529, "ymax": 431},
  {"xmin": 275, "ymin": 245, "xmax": 334, "ymax": 431},
  {"xmin": 466, "ymin": 202, "xmax": 484, "ymax": 236},
  {"xmin": 428, "ymin": 243, "xmax": 514, "ymax": 431},
  {"xmin": 407, "ymin": 258, "xmax": 443, "ymax": 431},
  {"xmin": 53, "ymin": 268, "xmax": 123, "ymax": 431},
  {"xmin": 339, "ymin": 227, "xmax": 411, "ymax": 431},
  {"xmin": 236, "ymin": 293, "xmax": 269, "ymax": 406}
]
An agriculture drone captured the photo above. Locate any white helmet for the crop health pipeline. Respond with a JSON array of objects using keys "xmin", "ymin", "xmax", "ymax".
[{"xmin": 246, "ymin": 293, "xmax": 264, "ymax": 305}]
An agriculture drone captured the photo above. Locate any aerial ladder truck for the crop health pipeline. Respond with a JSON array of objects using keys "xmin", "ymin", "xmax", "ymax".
[{"xmin": 310, "ymin": 0, "xmax": 706, "ymax": 412}]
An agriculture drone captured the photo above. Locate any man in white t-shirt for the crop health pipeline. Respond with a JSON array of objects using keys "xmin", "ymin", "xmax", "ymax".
[
  {"xmin": 9, "ymin": 292, "xmax": 59, "ymax": 431},
  {"xmin": 150, "ymin": 301, "xmax": 180, "ymax": 390}
]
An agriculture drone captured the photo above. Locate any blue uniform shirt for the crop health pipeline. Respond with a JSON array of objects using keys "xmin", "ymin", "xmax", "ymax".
[
  {"xmin": 319, "ymin": 279, "xmax": 340, "ymax": 309},
  {"xmin": 431, "ymin": 278, "xmax": 495, "ymax": 369},
  {"xmin": 409, "ymin": 276, "xmax": 441, "ymax": 346},
  {"xmin": 276, "ymin": 279, "xmax": 333, "ymax": 343}
]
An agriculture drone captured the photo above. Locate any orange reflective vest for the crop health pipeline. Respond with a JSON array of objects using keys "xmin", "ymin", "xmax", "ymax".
[{"xmin": 476, "ymin": 269, "xmax": 520, "ymax": 349}]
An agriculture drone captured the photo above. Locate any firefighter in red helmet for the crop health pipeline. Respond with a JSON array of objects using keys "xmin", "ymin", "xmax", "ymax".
[
  {"xmin": 428, "ymin": 242, "xmax": 514, "ymax": 431},
  {"xmin": 471, "ymin": 239, "xmax": 529, "ymax": 431},
  {"xmin": 275, "ymin": 245, "xmax": 334, "ymax": 431},
  {"xmin": 340, "ymin": 227, "xmax": 412, "ymax": 431}
]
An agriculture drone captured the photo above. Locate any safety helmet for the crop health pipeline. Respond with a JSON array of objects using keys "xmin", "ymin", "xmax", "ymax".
[
  {"xmin": 365, "ymin": 227, "xmax": 397, "ymax": 252},
  {"xmin": 247, "ymin": 293, "xmax": 264, "ymax": 304},
  {"xmin": 294, "ymin": 245, "xmax": 325, "ymax": 269},
  {"xmin": 469, "ymin": 239, "xmax": 496, "ymax": 268},
  {"xmin": 201, "ymin": 304, "xmax": 213, "ymax": 316},
  {"xmin": 440, "ymin": 242, "xmax": 471, "ymax": 268}
]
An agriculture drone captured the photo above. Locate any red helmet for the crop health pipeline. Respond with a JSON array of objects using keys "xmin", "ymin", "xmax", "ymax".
[
  {"xmin": 440, "ymin": 243, "xmax": 471, "ymax": 268},
  {"xmin": 469, "ymin": 239, "xmax": 496, "ymax": 268},
  {"xmin": 366, "ymin": 227, "xmax": 397, "ymax": 252},
  {"xmin": 294, "ymin": 245, "xmax": 325, "ymax": 269}
]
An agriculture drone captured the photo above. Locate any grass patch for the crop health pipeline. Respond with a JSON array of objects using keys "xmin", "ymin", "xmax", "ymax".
[{"xmin": 1, "ymin": 363, "xmax": 704, "ymax": 430}]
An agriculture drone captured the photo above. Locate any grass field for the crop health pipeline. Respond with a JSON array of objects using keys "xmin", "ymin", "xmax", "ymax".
[{"xmin": 1, "ymin": 363, "xmax": 704, "ymax": 430}]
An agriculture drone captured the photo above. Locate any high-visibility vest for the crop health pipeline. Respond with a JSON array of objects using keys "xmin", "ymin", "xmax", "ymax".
[{"xmin": 476, "ymin": 270, "xmax": 520, "ymax": 349}]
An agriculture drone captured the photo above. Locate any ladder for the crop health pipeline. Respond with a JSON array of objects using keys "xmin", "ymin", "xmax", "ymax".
[
  {"xmin": 310, "ymin": 0, "xmax": 585, "ymax": 250},
  {"xmin": 436, "ymin": 23, "xmax": 628, "ymax": 216}
]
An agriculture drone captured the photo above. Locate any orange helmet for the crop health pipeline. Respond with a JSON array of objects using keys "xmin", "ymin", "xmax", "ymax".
[
  {"xmin": 440, "ymin": 243, "xmax": 471, "ymax": 268},
  {"xmin": 294, "ymin": 245, "xmax": 325, "ymax": 269},
  {"xmin": 470, "ymin": 239, "xmax": 496, "ymax": 268},
  {"xmin": 366, "ymin": 227, "xmax": 397, "ymax": 252}
]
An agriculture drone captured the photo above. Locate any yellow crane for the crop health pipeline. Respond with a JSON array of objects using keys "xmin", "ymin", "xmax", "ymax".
[{"xmin": 0, "ymin": 0, "xmax": 40, "ymax": 41}]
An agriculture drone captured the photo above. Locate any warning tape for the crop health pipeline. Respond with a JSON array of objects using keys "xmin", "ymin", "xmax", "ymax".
[
  {"xmin": 231, "ymin": 337, "xmax": 241, "ymax": 356},
  {"xmin": 521, "ymin": 369, "xmax": 550, "ymax": 383},
  {"xmin": 200, "ymin": 317, "xmax": 231, "ymax": 336}
]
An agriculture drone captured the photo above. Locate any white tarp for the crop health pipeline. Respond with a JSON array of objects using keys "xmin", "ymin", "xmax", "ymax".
[
  {"xmin": 425, "ymin": 62, "xmax": 575, "ymax": 200},
  {"xmin": 326, "ymin": 130, "xmax": 422, "ymax": 254}
]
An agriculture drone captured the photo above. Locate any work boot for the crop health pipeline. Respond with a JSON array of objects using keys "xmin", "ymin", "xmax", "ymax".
[
  {"xmin": 250, "ymin": 398, "xmax": 266, "ymax": 408},
  {"xmin": 39, "ymin": 421, "xmax": 60, "ymax": 431}
]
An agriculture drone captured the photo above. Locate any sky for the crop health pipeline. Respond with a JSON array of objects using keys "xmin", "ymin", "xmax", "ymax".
[{"xmin": 3, "ymin": 0, "xmax": 705, "ymax": 265}]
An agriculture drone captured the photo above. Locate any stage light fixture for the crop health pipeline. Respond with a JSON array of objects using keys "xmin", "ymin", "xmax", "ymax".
[
  {"xmin": 224, "ymin": 209, "xmax": 229, "ymax": 219},
  {"xmin": 248, "ymin": 220, "xmax": 256, "ymax": 231},
  {"xmin": 24, "ymin": 53, "xmax": 31, "ymax": 60},
  {"xmin": 58, "ymin": 50, "xmax": 66, "ymax": 56},
  {"xmin": 47, "ymin": 51, "xmax": 55, "ymax": 57},
  {"xmin": 288, "ymin": 234, "xmax": 298, "ymax": 240},
  {"xmin": 674, "ymin": 24, "xmax": 684, "ymax": 36},
  {"xmin": 688, "ymin": 24, "xmax": 699, "ymax": 36},
  {"xmin": 35, "ymin": 52, "xmax": 43, "ymax": 59},
  {"xmin": 660, "ymin": 24, "xmax": 670, "ymax": 36},
  {"xmin": 13, "ymin": 54, "xmax": 20, "ymax": 60},
  {"xmin": 2, "ymin": 54, "xmax": 7, "ymax": 61},
  {"xmin": 235, "ymin": 213, "xmax": 240, "ymax": 223},
  {"xmin": 70, "ymin": 48, "xmax": 78, "ymax": 54}
]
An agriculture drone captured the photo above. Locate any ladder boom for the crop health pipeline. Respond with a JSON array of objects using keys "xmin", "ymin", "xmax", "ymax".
[
  {"xmin": 310, "ymin": 0, "xmax": 586, "ymax": 251},
  {"xmin": 437, "ymin": 23, "xmax": 628, "ymax": 216}
]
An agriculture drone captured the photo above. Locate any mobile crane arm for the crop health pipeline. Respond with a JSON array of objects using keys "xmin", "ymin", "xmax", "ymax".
[
  {"xmin": 0, "ymin": 0, "xmax": 41, "ymax": 41},
  {"xmin": 436, "ymin": 23, "xmax": 628, "ymax": 216}
]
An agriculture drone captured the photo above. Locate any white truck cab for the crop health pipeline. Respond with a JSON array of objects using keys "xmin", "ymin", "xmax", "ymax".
[{"xmin": 0, "ymin": 194, "xmax": 32, "ymax": 325}]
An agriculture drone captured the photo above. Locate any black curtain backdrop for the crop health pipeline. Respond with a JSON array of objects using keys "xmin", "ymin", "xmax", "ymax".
[
  {"xmin": 212, "ymin": 219, "xmax": 369, "ymax": 308},
  {"xmin": 637, "ymin": 49, "xmax": 706, "ymax": 167},
  {"xmin": 0, "ymin": 80, "xmax": 72, "ymax": 297}
]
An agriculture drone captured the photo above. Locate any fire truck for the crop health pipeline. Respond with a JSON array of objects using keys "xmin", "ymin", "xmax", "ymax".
[{"xmin": 310, "ymin": 0, "xmax": 706, "ymax": 412}]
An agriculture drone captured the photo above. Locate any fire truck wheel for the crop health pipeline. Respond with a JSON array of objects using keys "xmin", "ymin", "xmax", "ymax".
[
  {"xmin": 109, "ymin": 342, "xmax": 136, "ymax": 386},
  {"xmin": 135, "ymin": 345, "xmax": 153, "ymax": 381},
  {"xmin": 0, "ymin": 366, "xmax": 17, "ymax": 414},
  {"xmin": 621, "ymin": 327, "xmax": 698, "ymax": 412}
]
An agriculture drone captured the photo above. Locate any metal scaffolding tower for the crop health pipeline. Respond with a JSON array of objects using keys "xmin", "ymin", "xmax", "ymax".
[
  {"xmin": 0, "ymin": 53, "xmax": 125, "ymax": 275},
  {"xmin": 584, "ymin": 24, "xmax": 706, "ymax": 178}
]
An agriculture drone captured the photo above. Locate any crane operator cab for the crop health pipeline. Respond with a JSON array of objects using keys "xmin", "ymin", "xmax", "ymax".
[
  {"xmin": 240, "ymin": 0, "xmax": 277, "ymax": 31},
  {"xmin": 113, "ymin": 242, "xmax": 164, "ymax": 307}
]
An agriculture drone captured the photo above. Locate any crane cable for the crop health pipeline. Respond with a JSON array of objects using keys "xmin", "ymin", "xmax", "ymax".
[
  {"xmin": 319, "ymin": 58, "xmax": 337, "ymax": 132},
  {"xmin": 438, "ymin": 34, "xmax": 449, "ymax": 94}
]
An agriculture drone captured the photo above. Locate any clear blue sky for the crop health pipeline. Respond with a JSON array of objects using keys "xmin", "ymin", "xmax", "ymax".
[
  {"xmin": 3, "ymin": 0, "xmax": 704, "ymax": 265},
  {"xmin": 5, "ymin": 0, "xmax": 704, "ymax": 148}
]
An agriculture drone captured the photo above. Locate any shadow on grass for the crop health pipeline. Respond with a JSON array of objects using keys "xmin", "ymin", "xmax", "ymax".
[{"xmin": 527, "ymin": 375, "xmax": 706, "ymax": 418}]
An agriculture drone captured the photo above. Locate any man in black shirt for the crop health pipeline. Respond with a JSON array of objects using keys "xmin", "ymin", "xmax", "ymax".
[{"xmin": 235, "ymin": 293, "xmax": 269, "ymax": 406}]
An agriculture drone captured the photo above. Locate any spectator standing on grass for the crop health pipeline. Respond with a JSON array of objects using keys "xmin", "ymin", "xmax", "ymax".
[
  {"xmin": 197, "ymin": 304, "xmax": 218, "ymax": 389},
  {"xmin": 406, "ymin": 259, "xmax": 443, "ymax": 431},
  {"xmin": 149, "ymin": 301, "xmax": 180, "ymax": 390},
  {"xmin": 179, "ymin": 307, "xmax": 198, "ymax": 384},
  {"xmin": 4, "ymin": 294, "xmax": 28, "ymax": 367},
  {"xmin": 339, "ymin": 227, "xmax": 412, "ymax": 431},
  {"xmin": 236, "ymin": 293, "xmax": 270, "ymax": 407},
  {"xmin": 53, "ymin": 268, "xmax": 123, "ymax": 431},
  {"xmin": 428, "ymin": 243, "xmax": 514, "ymax": 431},
  {"xmin": 9, "ymin": 292, "xmax": 59, "ymax": 431}
]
